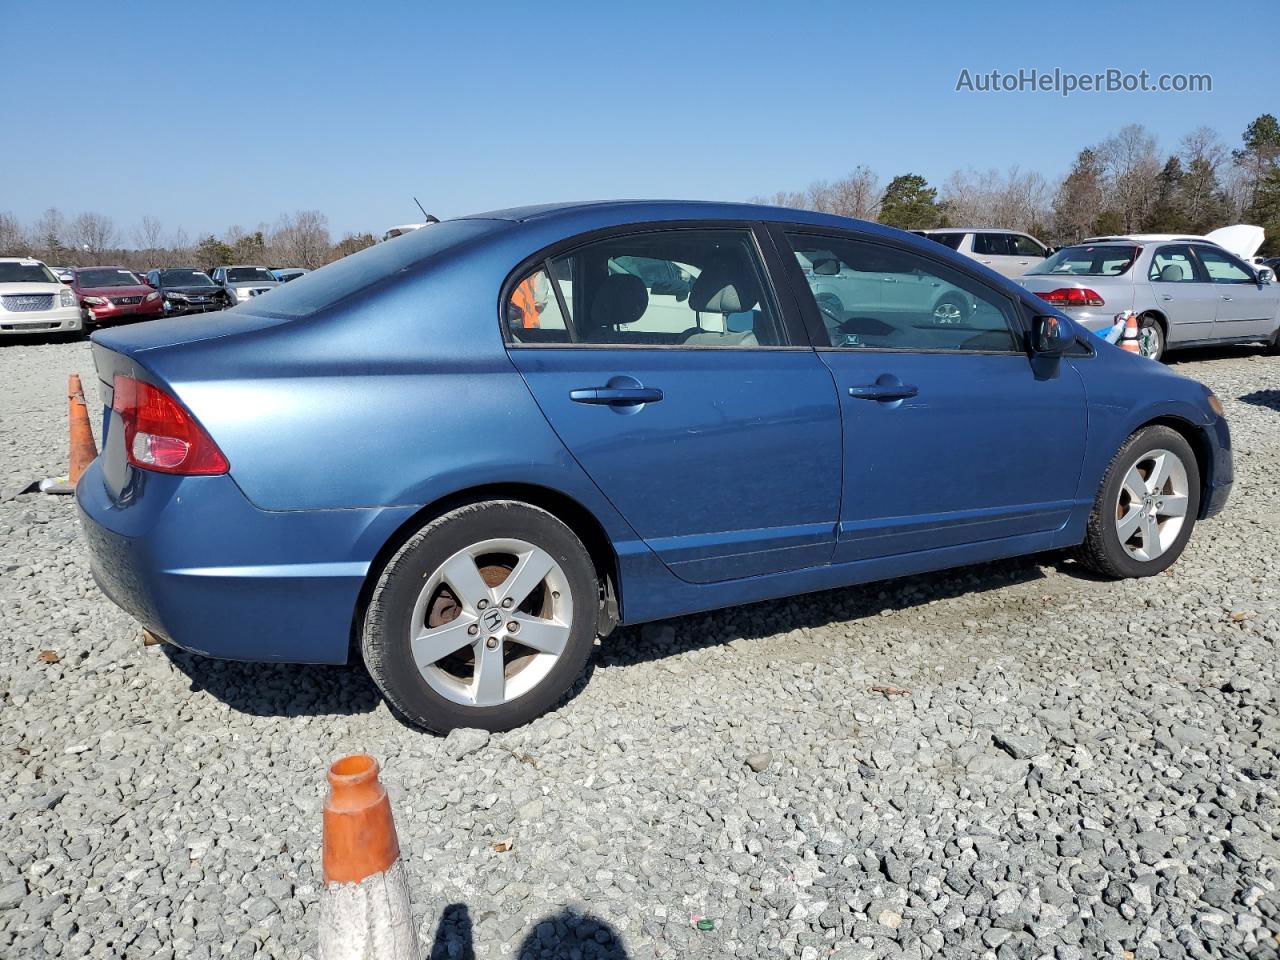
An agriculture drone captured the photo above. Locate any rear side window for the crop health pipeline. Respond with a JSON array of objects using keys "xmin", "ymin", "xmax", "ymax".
[
  {"xmin": 972, "ymin": 233, "xmax": 1013, "ymax": 256},
  {"xmin": 1149, "ymin": 245, "xmax": 1199, "ymax": 283},
  {"xmin": 926, "ymin": 232, "xmax": 965, "ymax": 250},
  {"xmin": 785, "ymin": 233, "xmax": 1019, "ymax": 353},
  {"xmin": 507, "ymin": 228, "xmax": 785, "ymax": 347}
]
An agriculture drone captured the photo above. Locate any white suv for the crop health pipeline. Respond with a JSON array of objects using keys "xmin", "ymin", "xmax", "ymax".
[
  {"xmin": 0, "ymin": 258, "xmax": 83, "ymax": 336},
  {"xmin": 913, "ymin": 228, "xmax": 1049, "ymax": 278}
]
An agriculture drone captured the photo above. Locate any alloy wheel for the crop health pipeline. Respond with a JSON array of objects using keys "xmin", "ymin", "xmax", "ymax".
[
  {"xmin": 1139, "ymin": 320, "xmax": 1163, "ymax": 360},
  {"xmin": 409, "ymin": 538, "xmax": 573, "ymax": 707},
  {"xmin": 1114, "ymin": 448, "xmax": 1189, "ymax": 562},
  {"xmin": 933, "ymin": 301, "xmax": 963, "ymax": 325}
]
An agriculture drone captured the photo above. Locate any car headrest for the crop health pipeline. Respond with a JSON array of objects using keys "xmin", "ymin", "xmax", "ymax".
[
  {"xmin": 589, "ymin": 273, "xmax": 648, "ymax": 332},
  {"xmin": 1159, "ymin": 264, "xmax": 1184, "ymax": 282},
  {"xmin": 689, "ymin": 254, "xmax": 762, "ymax": 314}
]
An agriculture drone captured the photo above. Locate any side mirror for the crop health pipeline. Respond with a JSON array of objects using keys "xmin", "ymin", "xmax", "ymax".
[
  {"xmin": 61, "ymin": 276, "xmax": 74, "ymax": 285},
  {"xmin": 1032, "ymin": 314, "xmax": 1073, "ymax": 356},
  {"xmin": 1257, "ymin": 267, "xmax": 1274, "ymax": 285}
]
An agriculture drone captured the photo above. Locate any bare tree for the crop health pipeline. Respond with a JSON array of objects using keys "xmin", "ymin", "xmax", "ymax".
[
  {"xmin": 1098, "ymin": 124, "xmax": 1161, "ymax": 231},
  {"xmin": 0, "ymin": 212, "xmax": 27, "ymax": 254},
  {"xmin": 828, "ymin": 166, "xmax": 881, "ymax": 220},
  {"xmin": 940, "ymin": 167, "xmax": 1049, "ymax": 233},
  {"xmin": 69, "ymin": 212, "xmax": 119, "ymax": 265},
  {"xmin": 272, "ymin": 210, "xmax": 332, "ymax": 269},
  {"xmin": 33, "ymin": 207, "xmax": 67, "ymax": 261},
  {"xmin": 133, "ymin": 215, "xmax": 165, "ymax": 252}
]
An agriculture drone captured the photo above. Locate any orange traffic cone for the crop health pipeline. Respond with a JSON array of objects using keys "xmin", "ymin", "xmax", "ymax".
[
  {"xmin": 318, "ymin": 755, "xmax": 420, "ymax": 960},
  {"xmin": 40, "ymin": 374, "xmax": 99, "ymax": 495},
  {"xmin": 1120, "ymin": 312, "xmax": 1142, "ymax": 354}
]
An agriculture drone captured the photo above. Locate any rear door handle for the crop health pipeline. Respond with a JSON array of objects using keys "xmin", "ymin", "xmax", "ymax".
[
  {"xmin": 1161, "ymin": 294, "xmax": 1174, "ymax": 301},
  {"xmin": 570, "ymin": 386, "xmax": 663, "ymax": 405},
  {"xmin": 1221, "ymin": 296, "xmax": 1233, "ymax": 301},
  {"xmin": 848, "ymin": 383, "xmax": 918, "ymax": 401}
]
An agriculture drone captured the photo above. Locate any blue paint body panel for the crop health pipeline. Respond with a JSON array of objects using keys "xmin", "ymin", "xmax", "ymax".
[{"xmin": 77, "ymin": 200, "xmax": 1233, "ymax": 664}]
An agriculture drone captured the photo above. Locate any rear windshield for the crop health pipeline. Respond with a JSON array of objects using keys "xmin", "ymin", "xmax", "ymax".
[
  {"xmin": 227, "ymin": 267, "xmax": 276, "ymax": 283},
  {"xmin": 1028, "ymin": 245, "xmax": 1139, "ymax": 276},
  {"xmin": 78, "ymin": 268, "xmax": 141, "ymax": 288},
  {"xmin": 241, "ymin": 218, "xmax": 507, "ymax": 318},
  {"xmin": 0, "ymin": 261, "xmax": 57, "ymax": 284}
]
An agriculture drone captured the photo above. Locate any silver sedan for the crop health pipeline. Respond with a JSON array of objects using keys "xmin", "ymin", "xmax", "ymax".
[{"xmin": 1016, "ymin": 239, "xmax": 1279, "ymax": 361}]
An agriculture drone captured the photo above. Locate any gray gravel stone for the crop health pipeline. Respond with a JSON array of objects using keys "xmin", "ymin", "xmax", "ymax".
[{"xmin": 1, "ymin": 340, "xmax": 1278, "ymax": 959}]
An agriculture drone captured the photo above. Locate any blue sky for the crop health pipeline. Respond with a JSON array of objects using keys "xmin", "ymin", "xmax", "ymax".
[{"xmin": 5, "ymin": 0, "xmax": 1275, "ymax": 240}]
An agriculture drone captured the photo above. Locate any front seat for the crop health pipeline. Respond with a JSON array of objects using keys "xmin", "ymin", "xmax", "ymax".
[
  {"xmin": 682, "ymin": 254, "xmax": 763, "ymax": 346},
  {"xmin": 582, "ymin": 272, "xmax": 648, "ymax": 342},
  {"xmin": 1159, "ymin": 264, "xmax": 1185, "ymax": 282}
]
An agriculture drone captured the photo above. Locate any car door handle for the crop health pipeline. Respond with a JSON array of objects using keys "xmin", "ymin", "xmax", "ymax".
[
  {"xmin": 1221, "ymin": 296, "xmax": 1233, "ymax": 301},
  {"xmin": 848, "ymin": 383, "xmax": 918, "ymax": 401},
  {"xmin": 980, "ymin": 260, "xmax": 992, "ymax": 264},
  {"xmin": 570, "ymin": 387, "xmax": 664, "ymax": 405},
  {"xmin": 1161, "ymin": 294, "xmax": 1174, "ymax": 301}
]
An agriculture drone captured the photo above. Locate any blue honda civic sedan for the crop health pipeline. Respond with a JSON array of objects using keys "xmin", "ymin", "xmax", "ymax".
[{"xmin": 77, "ymin": 201, "xmax": 1232, "ymax": 732}]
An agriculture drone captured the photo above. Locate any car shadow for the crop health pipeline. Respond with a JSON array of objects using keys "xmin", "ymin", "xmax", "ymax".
[
  {"xmin": 428, "ymin": 904, "xmax": 629, "ymax": 960},
  {"xmin": 599, "ymin": 552, "xmax": 1073, "ymax": 670},
  {"xmin": 1238, "ymin": 388, "xmax": 1280, "ymax": 412},
  {"xmin": 1163, "ymin": 343, "xmax": 1268, "ymax": 365},
  {"xmin": 161, "ymin": 645, "xmax": 382, "ymax": 718}
]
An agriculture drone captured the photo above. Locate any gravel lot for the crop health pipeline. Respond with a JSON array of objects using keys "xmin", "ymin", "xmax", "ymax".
[{"xmin": 1, "ymin": 337, "xmax": 1277, "ymax": 960}]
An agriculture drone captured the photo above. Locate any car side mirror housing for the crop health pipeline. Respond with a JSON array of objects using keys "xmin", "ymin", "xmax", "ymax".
[
  {"xmin": 1032, "ymin": 314, "xmax": 1073, "ymax": 355},
  {"xmin": 1257, "ymin": 267, "xmax": 1274, "ymax": 285}
]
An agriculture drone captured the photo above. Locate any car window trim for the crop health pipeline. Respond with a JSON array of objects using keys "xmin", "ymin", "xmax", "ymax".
[
  {"xmin": 500, "ymin": 220, "xmax": 807, "ymax": 350},
  {"xmin": 762, "ymin": 222, "xmax": 1028, "ymax": 355}
]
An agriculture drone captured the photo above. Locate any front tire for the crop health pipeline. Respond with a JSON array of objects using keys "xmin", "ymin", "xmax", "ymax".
[
  {"xmin": 361, "ymin": 501, "xmax": 599, "ymax": 733},
  {"xmin": 1077, "ymin": 425, "xmax": 1199, "ymax": 579}
]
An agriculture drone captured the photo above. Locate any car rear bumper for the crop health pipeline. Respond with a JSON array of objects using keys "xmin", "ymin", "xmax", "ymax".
[{"xmin": 75, "ymin": 458, "xmax": 417, "ymax": 664}]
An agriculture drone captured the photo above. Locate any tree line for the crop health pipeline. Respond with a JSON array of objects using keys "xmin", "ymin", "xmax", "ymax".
[
  {"xmin": 752, "ymin": 114, "xmax": 1280, "ymax": 254},
  {"xmin": 0, "ymin": 207, "xmax": 377, "ymax": 272}
]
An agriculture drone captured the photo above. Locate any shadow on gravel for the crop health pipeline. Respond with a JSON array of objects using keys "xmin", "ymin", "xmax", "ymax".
[
  {"xmin": 1163, "ymin": 343, "xmax": 1268, "ymax": 365},
  {"xmin": 161, "ymin": 646, "xmax": 381, "ymax": 717},
  {"xmin": 601, "ymin": 552, "xmax": 1076, "ymax": 669},
  {"xmin": 1239, "ymin": 389, "xmax": 1280, "ymax": 412},
  {"xmin": 429, "ymin": 903, "xmax": 628, "ymax": 960}
]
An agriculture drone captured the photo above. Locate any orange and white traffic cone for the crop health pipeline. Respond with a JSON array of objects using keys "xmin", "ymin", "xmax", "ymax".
[
  {"xmin": 318, "ymin": 755, "xmax": 420, "ymax": 960},
  {"xmin": 40, "ymin": 374, "xmax": 99, "ymax": 495},
  {"xmin": 1120, "ymin": 312, "xmax": 1142, "ymax": 355}
]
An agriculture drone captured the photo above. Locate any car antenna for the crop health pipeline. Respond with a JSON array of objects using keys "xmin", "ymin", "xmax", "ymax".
[{"xmin": 413, "ymin": 197, "xmax": 440, "ymax": 225}]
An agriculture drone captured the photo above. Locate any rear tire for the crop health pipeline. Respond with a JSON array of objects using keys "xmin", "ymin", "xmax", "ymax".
[
  {"xmin": 1077, "ymin": 425, "xmax": 1200, "ymax": 579},
  {"xmin": 361, "ymin": 501, "xmax": 598, "ymax": 733},
  {"xmin": 1138, "ymin": 314, "xmax": 1165, "ymax": 362}
]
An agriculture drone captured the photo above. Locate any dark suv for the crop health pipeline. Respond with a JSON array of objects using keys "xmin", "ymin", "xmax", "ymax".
[{"xmin": 145, "ymin": 268, "xmax": 233, "ymax": 315}]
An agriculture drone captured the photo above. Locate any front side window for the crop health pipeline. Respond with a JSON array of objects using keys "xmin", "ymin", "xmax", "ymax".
[
  {"xmin": 785, "ymin": 233, "xmax": 1018, "ymax": 352},
  {"xmin": 1195, "ymin": 246, "xmax": 1254, "ymax": 283},
  {"xmin": 507, "ymin": 229, "xmax": 784, "ymax": 347},
  {"xmin": 1012, "ymin": 234, "xmax": 1046, "ymax": 258},
  {"xmin": 973, "ymin": 233, "xmax": 1013, "ymax": 256},
  {"xmin": 1149, "ymin": 245, "xmax": 1199, "ymax": 283}
]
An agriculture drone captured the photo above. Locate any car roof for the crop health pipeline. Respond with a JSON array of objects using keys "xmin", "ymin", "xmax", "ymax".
[
  {"xmin": 454, "ymin": 199, "xmax": 953, "ymax": 247},
  {"xmin": 0, "ymin": 256, "xmax": 48, "ymax": 263},
  {"xmin": 224, "ymin": 264, "xmax": 271, "ymax": 269},
  {"xmin": 918, "ymin": 227, "xmax": 1023, "ymax": 235}
]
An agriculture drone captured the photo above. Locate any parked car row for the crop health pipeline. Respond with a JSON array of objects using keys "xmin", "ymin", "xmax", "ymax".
[{"xmin": 0, "ymin": 258, "xmax": 314, "ymax": 336}]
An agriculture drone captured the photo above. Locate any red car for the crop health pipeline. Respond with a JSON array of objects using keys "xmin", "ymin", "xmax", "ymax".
[{"xmin": 70, "ymin": 267, "xmax": 164, "ymax": 327}]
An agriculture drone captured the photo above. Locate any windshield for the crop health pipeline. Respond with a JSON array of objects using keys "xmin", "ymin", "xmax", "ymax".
[
  {"xmin": 160, "ymin": 269, "xmax": 214, "ymax": 286},
  {"xmin": 1027, "ymin": 245, "xmax": 1140, "ymax": 276},
  {"xmin": 0, "ymin": 261, "xmax": 57, "ymax": 284},
  {"xmin": 227, "ymin": 267, "xmax": 276, "ymax": 283},
  {"xmin": 78, "ymin": 268, "xmax": 141, "ymax": 289}
]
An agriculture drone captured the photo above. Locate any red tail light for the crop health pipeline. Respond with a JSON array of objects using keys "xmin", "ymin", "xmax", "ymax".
[
  {"xmin": 111, "ymin": 375, "xmax": 229, "ymax": 475},
  {"xmin": 1036, "ymin": 287, "xmax": 1105, "ymax": 308}
]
